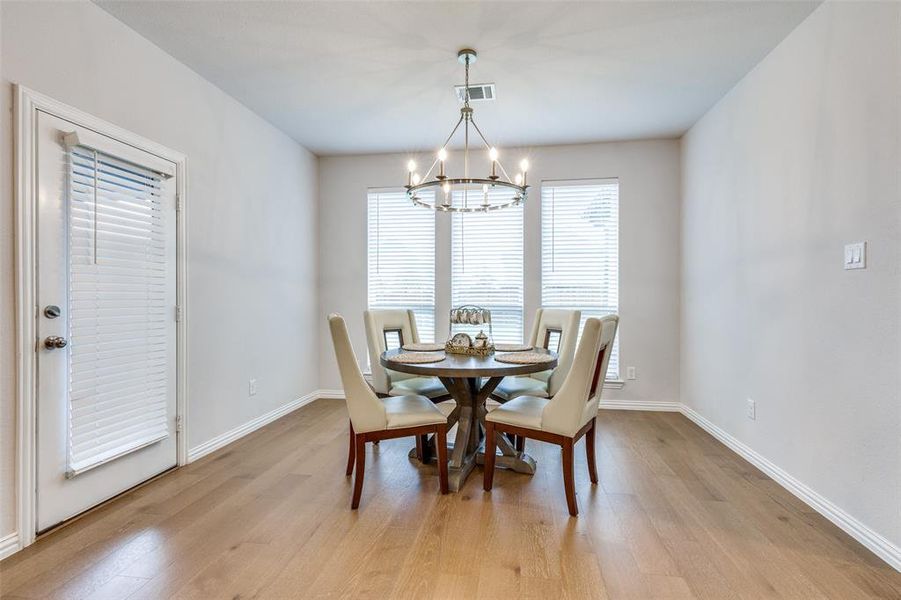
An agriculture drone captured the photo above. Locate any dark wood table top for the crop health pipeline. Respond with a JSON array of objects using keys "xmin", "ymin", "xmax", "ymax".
[{"xmin": 380, "ymin": 347, "xmax": 557, "ymax": 378}]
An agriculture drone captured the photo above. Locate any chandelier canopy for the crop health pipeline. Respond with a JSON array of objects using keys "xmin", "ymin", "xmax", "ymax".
[{"xmin": 404, "ymin": 49, "xmax": 529, "ymax": 213}]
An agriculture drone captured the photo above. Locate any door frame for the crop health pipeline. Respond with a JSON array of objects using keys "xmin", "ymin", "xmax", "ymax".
[{"xmin": 13, "ymin": 85, "xmax": 189, "ymax": 550}]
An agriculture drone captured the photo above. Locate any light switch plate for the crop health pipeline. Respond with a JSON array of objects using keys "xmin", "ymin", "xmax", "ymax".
[{"xmin": 844, "ymin": 242, "xmax": 866, "ymax": 270}]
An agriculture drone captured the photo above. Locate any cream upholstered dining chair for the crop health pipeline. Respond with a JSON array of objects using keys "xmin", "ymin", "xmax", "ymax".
[
  {"xmin": 484, "ymin": 315, "xmax": 618, "ymax": 516},
  {"xmin": 489, "ymin": 308, "xmax": 580, "ymax": 451},
  {"xmin": 329, "ymin": 314, "xmax": 449, "ymax": 509},
  {"xmin": 364, "ymin": 309, "xmax": 449, "ymax": 400},
  {"xmin": 491, "ymin": 308, "xmax": 581, "ymax": 402}
]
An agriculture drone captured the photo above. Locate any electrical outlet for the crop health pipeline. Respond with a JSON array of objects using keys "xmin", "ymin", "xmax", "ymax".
[
  {"xmin": 746, "ymin": 398, "xmax": 756, "ymax": 420},
  {"xmin": 249, "ymin": 378, "xmax": 257, "ymax": 396},
  {"xmin": 626, "ymin": 366, "xmax": 637, "ymax": 380}
]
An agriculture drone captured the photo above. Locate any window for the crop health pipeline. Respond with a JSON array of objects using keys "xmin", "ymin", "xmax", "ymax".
[
  {"xmin": 367, "ymin": 189, "xmax": 436, "ymax": 341},
  {"xmin": 451, "ymin": 190, "xmax": 524, "ymax": 344},
  {"xmin": 541, "ymin": 179, "xmax": 620, "ymax": 378}
]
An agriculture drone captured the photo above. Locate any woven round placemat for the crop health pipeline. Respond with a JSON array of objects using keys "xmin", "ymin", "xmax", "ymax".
[
  {"xmin": 402, "ymin": 342, "xmax": 445, "ymax": 352},
  {"xmin": 389, "ymin": 352, "xmax": 446, "ymax": 364},
  {"xmin": 495, "ymin": 344, "xmax": 533, "ymax": 352},
  {"xmin": 494, "ymin": 351, "xmax": 555, "ymax": 365}
]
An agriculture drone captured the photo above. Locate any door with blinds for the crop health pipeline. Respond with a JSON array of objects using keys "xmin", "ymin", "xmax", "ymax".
[{"xmin": 35, "ymin": 112, "xmax": 178, "ymax": 531}]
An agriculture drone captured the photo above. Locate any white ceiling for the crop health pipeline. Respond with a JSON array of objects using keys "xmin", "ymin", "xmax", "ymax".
[{"xmin": 97, "ymin": 1, "xmax": 819, "ymax": 155}]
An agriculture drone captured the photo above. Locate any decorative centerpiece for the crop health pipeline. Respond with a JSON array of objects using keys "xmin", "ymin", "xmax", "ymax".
[
  {"xmin": 445, "ymin": 305, "xmax": 495, "ymax": 356},
  {"xmin": 445, "ymin": 331, "xmax": 494, "ymax": 356}
]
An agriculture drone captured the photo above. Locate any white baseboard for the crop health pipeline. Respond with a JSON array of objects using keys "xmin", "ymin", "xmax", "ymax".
[
  {"xmin": 187, "ymin": 390, "xmax": 323, "ymax": 462},
  {"xmin": 0, "ymin": 532, "xmax": 20, "ymax": 561},
  {"xmin": 599, "ymin": 399, "xmax": 681, "ymax": 412},
  {"xmin": 680, "ymin": 403, "xmax": 901, "ymax": 572},
  {"xmin": 316, "ymin": 389, "xmax": 345, "ymax": 400}
]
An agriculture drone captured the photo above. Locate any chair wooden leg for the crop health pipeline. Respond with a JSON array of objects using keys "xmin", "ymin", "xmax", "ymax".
[
  {"xmin": 415, "ymin": 436, "xmax": 423, "ymax": 462},
  {"xmin": 436, "ymin": 425, "xmax": 448, "ymax": 494},
  {"xmin": 515, "ymin": 435, "xmax": 525, "ymax": 453},
  {"xmin": 562, "ymin": 438, "xmax": 577, "ymax": 516},
  {"xmin": 483, "ymin": 422, "xmax": 497, "ymax": 491},
  {"xmin": 419, "ymin": 434, "xmax": 431, "ymax": 463},
  {"xmin": 586, "ymin": 417, "xmax": 598, "ymax": 484},
  {"xmin": 351, "ymin": 435, "xmax": 366, "ymax": 509},
  {"xmin": 345, "ymin": 421, "xmax": 355, "ymax": 477}
]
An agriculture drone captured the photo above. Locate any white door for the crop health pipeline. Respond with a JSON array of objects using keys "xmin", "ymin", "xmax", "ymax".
[{"xmin": 35, "ymin": 111, "xmax": 178, "ymax": 532}]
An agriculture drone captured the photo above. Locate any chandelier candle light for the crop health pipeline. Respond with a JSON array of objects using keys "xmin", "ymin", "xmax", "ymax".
[{"xmin": 404, "ymin": 49, "xmax": 529, "ymax": 213}]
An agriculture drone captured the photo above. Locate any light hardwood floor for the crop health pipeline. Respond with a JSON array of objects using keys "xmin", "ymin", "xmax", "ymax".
[{"xmin": 2, "ymin": 399, "xmax": 900, "ymax": 599}]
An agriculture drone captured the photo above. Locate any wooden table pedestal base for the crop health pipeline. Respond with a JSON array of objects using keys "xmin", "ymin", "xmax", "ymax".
[{"xmin": 407, "ymin": 376, "xmax": 538, "ymax": 492}]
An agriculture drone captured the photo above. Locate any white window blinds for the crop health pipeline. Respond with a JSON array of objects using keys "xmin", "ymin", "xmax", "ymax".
[
  {"xmin": 541, "ymin": 179, "xmax": 620, "ymax": 379},
  {"xmin": 451, "ymin": 190, "xmax": 524, "ymax": 344},
  {"xmin": 67, "ymin": 146, "xmax": 175, "ymax": 476},
  {"xmin": 367, "ymin": 190, "xmax": 436, "ymax": 341}
]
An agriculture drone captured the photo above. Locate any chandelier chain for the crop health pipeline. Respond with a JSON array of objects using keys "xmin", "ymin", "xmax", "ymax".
[
  {"xmin": 464, "ymin": 52, "xmax": 470, "ymax": 184},
  {"xmin": 464, "ymin": 53, "xmax": 471, "ymax": 109}
]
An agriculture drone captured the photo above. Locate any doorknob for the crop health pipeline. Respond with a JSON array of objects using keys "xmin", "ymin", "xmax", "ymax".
[{"xmin": 44, "ymin": 336, "xmax": 68, "ymax": 349}]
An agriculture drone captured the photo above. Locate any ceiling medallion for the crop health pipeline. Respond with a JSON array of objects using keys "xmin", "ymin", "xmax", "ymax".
[{"xmin": 404, "ymin": 48, "xmax": 529, "ymax": 213}]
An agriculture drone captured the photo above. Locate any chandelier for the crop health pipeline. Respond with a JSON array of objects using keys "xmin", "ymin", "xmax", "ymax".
[{"xmin": 404, "ymin": 49, "xmax": 529, "ymax": 213}]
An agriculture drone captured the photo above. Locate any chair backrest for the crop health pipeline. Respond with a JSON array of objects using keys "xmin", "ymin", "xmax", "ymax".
[
  {"xmin": 541, "ymin": 315, "xmax": 619, "ymax": 436},
  {"xmin": 527, "ymin": 308, "xmax": 581, "ymax": 395},
  {"xmin": 329, "ymin": 313, "xmax": 387, "ymax": 433},
  {"xmin": 589, "ymin": 316, "xmax": 619, "ymax": 399},
  {"xmin": 363, "ymin": 309, "xmax": 420, "ymax": 394}
]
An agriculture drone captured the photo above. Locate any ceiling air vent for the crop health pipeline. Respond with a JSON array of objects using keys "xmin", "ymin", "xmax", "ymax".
[{"xmin": 454, "ymin": 83, "xmax": 496, "ymax": 103}]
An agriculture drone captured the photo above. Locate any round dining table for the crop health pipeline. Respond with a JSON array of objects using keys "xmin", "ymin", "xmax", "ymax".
[{"xmin": 380, "ymin": 347, "xmax": 558, "ymax": 492}]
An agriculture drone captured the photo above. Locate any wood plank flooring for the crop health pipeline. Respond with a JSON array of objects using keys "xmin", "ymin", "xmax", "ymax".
[{"xmin": 2, "ymin": 399, "xmax": 900, "ymax": 599}]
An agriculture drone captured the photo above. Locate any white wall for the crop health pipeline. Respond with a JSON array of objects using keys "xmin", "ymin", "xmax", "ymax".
[
  {"xmin": 318, "ymin": 140, "xmax": 681, "ymax": 407},
  {"xmin": 0, "ymin": 1, "xmax": 319, "ymax": 539},
  {"xmin": 682, "ymin": 0, "xmax": 901, "ymax": 554}
]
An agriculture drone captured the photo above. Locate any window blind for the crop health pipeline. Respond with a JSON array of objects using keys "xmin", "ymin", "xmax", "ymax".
[
  {"xmin": 367, "ymin": 189, "xmax": 436, "ymax": 341},
  {"xmin": 541, "ymin": 179, "xmax": 620, "ymax": 379},
  {"xmin": 451, "ymin": 190, "xmax": 524, "ymax": 344},
  {"xmin": 67, "ymin": 146, "xmax": 173, "ymax": 476}
]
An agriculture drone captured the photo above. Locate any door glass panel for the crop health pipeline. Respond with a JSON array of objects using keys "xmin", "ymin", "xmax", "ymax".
[{"xmin": 66, "ymin": 147, "xmax": 170, "ymax": 476}]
